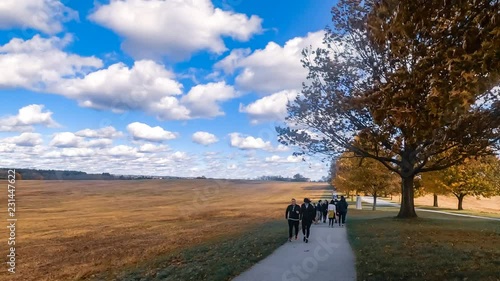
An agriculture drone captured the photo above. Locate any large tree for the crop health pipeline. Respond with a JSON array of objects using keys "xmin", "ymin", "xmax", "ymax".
[{"xmin": 277, "ymin": 0, "xmax": 500, "ymax": 217}]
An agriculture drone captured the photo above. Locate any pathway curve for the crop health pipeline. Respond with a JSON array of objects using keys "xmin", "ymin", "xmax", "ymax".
[{"xmin": 233, "ymin": 222, "xmax": 356, "ymax": 281}]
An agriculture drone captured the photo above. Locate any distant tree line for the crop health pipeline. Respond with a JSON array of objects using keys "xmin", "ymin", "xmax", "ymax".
[
  {"xmin": 256, "ymin": 173, "xmax": 310, "ymax": 182},
  {"xmin": 0, "ymin": 168, "xmax": 156, "ymax": 180}
]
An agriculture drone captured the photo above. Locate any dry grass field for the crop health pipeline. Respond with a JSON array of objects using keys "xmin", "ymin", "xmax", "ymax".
[{"xmin": 0, "ymin": 179, "xmax": 331, "ymax": 281}]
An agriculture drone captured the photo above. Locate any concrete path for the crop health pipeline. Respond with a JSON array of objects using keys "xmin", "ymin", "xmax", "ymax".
[
  {"xmin": 233, "ymin": 222, "xmax": 356, "ymax": 281},
  {"xmin": 360, "ymin": 196, "xmax": 399, "ymax": 207},
  {"xmin": 361, "ymin": 196, "xmax": 500, "ymax": 221}
]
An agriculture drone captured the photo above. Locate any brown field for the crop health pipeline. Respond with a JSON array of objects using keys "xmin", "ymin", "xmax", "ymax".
[
  {"xmin": 0, "ymin": 180, "xmax": 331, "ymax": 281},
  {"xmin": 412, "ymin": 194, "xmax": 500, "ymax": 215}
]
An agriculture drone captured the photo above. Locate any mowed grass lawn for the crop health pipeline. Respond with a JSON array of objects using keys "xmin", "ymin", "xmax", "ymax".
[
  {"xmin": 347, "ymin": 207, "xmax": 500, "ymax": 281},
  {"xmin": 0, "ymin": 179, "xmax": 330, "ymax": 281}
]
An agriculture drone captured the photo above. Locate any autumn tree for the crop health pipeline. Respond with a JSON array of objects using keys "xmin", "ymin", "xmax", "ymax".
[
  {"xmin": 425, "ymin": 156, "xmax": 500, "ymax": 210},
  {"xmin": 277, "ymin": 0, "xmax": 500, "ymax": 218},
  {"xmin": 333, "ymin": 155, "xmax": 359, "ymax": 197},
  {"xmin": 419, "ymin": 171, "xmax": 450, "ymax": 207},
  {"xmin": 335, "ymin": 152, "xmax": 398, "ymax": 210}
]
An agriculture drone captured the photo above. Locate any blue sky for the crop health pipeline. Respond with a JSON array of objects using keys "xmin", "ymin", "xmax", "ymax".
[{"xmin": 0, "ymin": 0, "xmax": 336, "ymax": 180}]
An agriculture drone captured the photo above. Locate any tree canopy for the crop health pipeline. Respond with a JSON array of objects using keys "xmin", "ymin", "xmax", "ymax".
[
  {"xmin": 277, "ymin": 0, "xmax": 500, "ymax": 218},
  {"xmin": 334, "ymin": 152, "xmax": 399, "ymax": 210}
]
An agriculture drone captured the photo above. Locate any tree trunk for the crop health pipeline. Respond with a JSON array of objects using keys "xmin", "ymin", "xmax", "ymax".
[
  {"xmin": 372, "ymin": 192, "xmax": 377, "ymax": 211},
  {"xmin": 457, "ymin": 194, "xmax": 465, "ymax": 210},
  {"xmin": 397, "ymin": 176, "xmax": 417, "ymax": 218},
  {"xmin": 433, "ymin": 193, "xmax": 438, "ymax": 207}
]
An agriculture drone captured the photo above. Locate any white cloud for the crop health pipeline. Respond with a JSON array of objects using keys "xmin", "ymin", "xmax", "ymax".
[
  {"xmin": 50, "ymin": 132, "xmax": 113, "ymax": 148},
  {"xmin": 75, "ymin": 126, "xmax": 124, "ymax": 139},
  {"xmin": 127, "ymin": 122, "xmax": 177, "ymax": 142},
  {"xmin": 86, "ymin": 139, "xmax": 113, "ymax": 148},
  {"xmin": 229, "ymin": 133, "xmax": 272, "ymax": 150},
  {"xmin": 228, "ymin": 133, "xmax": 289, "ymax": 152},
  {"xmin": 0, "ymin": 143, "xmax": 16, "ymax": 153},
  {"xmin": 150, "ymin": 96, "xmax": 191, "ymax": 120},
  {"xmin": 0, "ymin": 36, "xmax": 241, "ymax": 121},
  {"xmin": 273, "ymin": 144, "xmax": 290, "ymax": 152},
  {"xmin": 53, "ymin": 60, "xmax": 184, "ymax": 113},
  {"xmin": 138, "ymin": 143, "xmax": 169, "ymax": 153},
  {"xmin": 192, "ymin": 131, "xmax": 219, "ymax": 146},
  {"xmin": 107, "ymin": 145, "xmax": 139, "ymax": 157},
  {"xmin": 239, "ymin": 90, "xmax": 299, "ymax": 124},
  {"xmin": 0, "ymin": 35, "xmax": 102, "ymax": 90},
  {"xmin": 0, "ymin": 142, "xmax": 327, "ymax": 180},
  {"xmin": 89, "ymin": 0, "xmax": 262, "ymax": 60},
  {"xmin": 3, "ymin": 132, "xmax": 43, "ymax": 147},
  {"xmin": 52, "ymin": 61, "xmax": 237, "ymax": 120},
  {"xmin": 0, "ymin": 104, "xmax": 59, "ymax": 132},
  {"xmin": 216, "ymin": 31, "xmax": 324, "ymax": 94},
  {"xmin": 181, "ymin": 82, "xmax": 238, "ymax": 118},
  {"xmin": 60, "ymin": 148, "xmax": 95, "ymax": 157},
  {"xmin": 265, "ymin": 155, "xmax": 302, "ymax": 163},
  {"xmin": 172, "ymin": 151, "xmax": 188, "ymax": 161},
  {"xmin": 0, "ymin": 0, "xmax": 78, "ymax": 34},
  {"xmin": 50, "ymin": 132, "xmax": 82, "ymax": 148},
  {"xmin": 214, "ymin": 48, "xmax": 251, "ymax": 74},
  {"xmin": 265, "ymin": 155, "xmax": 281, "ymax": 162}
]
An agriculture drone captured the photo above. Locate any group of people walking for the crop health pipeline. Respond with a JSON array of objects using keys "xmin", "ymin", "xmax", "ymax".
[{"xmin": 285, "ymin": 196, "xmax": 348, "ymax": 242}]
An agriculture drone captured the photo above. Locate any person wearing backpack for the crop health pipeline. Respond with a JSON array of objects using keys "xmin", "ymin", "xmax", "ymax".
[
  {"xmin": 285, "ymin": 198, "xmax": 301, "ymax": 242},
  {"xmin": 328, "ymin": 199, "xmax": 337, "ymax": 227},
  {"xmin": 337, "ymin": 196, "xmax": 349, "ymax": 227}
]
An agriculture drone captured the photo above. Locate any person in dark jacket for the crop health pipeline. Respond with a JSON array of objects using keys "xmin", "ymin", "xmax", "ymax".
[
  {"xmin": 322, "ymin": 200, "xmax": 328, "ymax": 223},
  {"xmin": 337, "ymin": 196, "xmax": 349, "ymax": 226},
  {"xmin": 300, "ymin": 198, "xmax": 316, "ymax": 243},
  {"xmin": 315, "ymin": 200, "xmax": 322, "ymax": 224},
  {"xmin": 285, "ymin": 198, "xmax": 301, "ymax": 241},
  {"xmin": 333, "ymin": 197, "xmax": 339, "ymax": 223}
]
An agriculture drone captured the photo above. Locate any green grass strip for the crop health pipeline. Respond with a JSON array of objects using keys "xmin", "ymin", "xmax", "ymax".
[
  {"xmin": 92, "ymin": 220, "xmax": 287, "ymax": 281},
  {"xmin": 346, "ymin": 209, "xmax": 500, "ymax": 281}
]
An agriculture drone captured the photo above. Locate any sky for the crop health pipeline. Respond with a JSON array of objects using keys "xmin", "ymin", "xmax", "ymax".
[{"xmin": 0, "ymin": 0, "xmax": 337, "ymax": 180}]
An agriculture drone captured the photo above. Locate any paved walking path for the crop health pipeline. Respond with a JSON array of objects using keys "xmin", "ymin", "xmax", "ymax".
[
  {"xmin": 361, "ymin": 196, "xmax": 500, "ymax": 222},
  {"xmin": 233, "ymin": 222, "xmax": 356, "ymax": 281}
]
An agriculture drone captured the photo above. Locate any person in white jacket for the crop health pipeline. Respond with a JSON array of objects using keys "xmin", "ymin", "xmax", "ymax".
[{"xmin": 328, "ymin": 200, "xmax": 337, "ymax": 227}]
